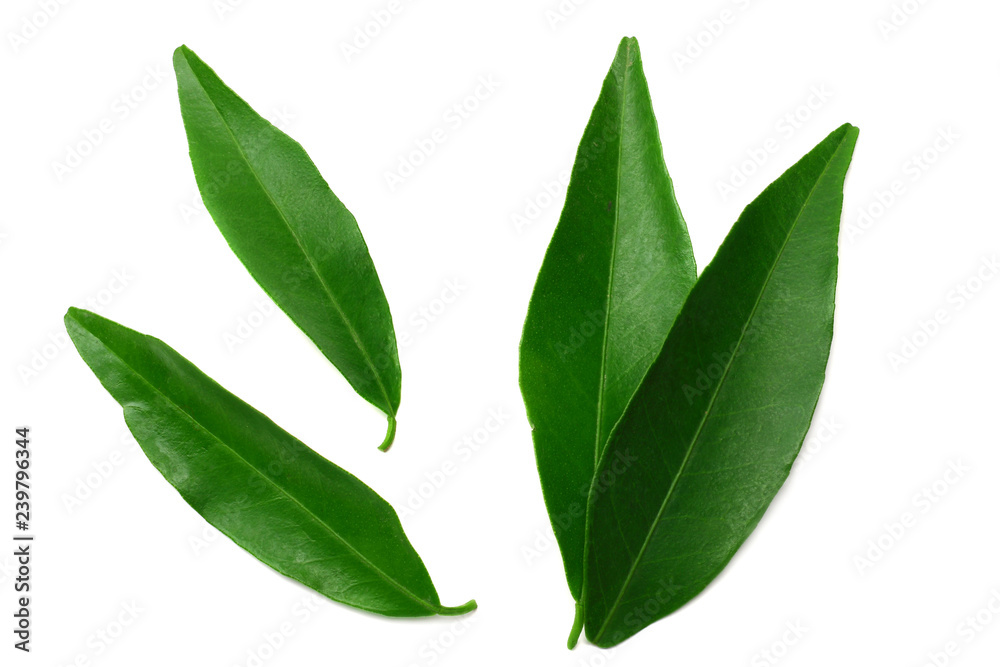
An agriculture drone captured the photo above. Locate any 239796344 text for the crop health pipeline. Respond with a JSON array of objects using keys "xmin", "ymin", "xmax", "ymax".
[{"xmin": 13, "ymin": 426, "xmax": 32, "ymax": 653}]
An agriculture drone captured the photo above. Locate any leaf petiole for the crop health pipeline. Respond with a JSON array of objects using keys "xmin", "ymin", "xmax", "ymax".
[
  {"xmin": 378, "ymin": 415, "xmax": 398, "ymax": 453},
  {"xmin": 567, "ymin": 601, "xmax": 585, "ymax": 649}
]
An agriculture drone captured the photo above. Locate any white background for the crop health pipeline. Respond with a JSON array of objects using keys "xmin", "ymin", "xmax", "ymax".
[{"xmin": 3, "ymin": 0, "xmax": 999, "ymax": 665}]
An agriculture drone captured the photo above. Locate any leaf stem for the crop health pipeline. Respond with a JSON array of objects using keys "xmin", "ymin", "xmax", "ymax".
[
  {"xmin": 378, "ymin": 415, "xmax": 397, "ymax": 452},
  {"xmin": 567, "ymin": 601, "xmax": 584, "ymax": 649},
  {"xmin": 436, "ymin": 599, "xmax": 478, "ymax": 616}
]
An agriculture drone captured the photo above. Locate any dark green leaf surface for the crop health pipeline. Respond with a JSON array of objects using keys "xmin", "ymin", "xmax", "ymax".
[
  {"xmin": 519, "ymin": 36, "xmax": 697, "ymax": 620},
  {"xmin": 583, "ymin": 124, "xmax": 859, "ymax": 647},
  {"xmin": 173, "ymin": 45, "xmax": 400, "ymax": 451},
  {"xmin": 65, "ymin": 308, "xmax": 474, "ymax": 618}
]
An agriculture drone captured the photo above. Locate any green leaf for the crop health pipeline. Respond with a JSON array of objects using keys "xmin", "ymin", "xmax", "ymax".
[
  {"xmin": 173, "ymin": 45, "xmax": 400, "ymax": 451},
  {"xmin": 518, "ymin": 36, "xmax": 697, "ymax": 634},
  {"xmin": 65, "ymin": 308, "xmax": 474, "ymax": 618},
  {"xmin": 582, "ymin": 124, "xmax": 859, "ymax": 647}
]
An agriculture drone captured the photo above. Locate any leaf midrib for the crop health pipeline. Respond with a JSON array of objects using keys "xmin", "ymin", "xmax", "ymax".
[
  {"xmin": 590, "ymin": 132, "xmax": 851, "ymax": 642},
  {"xmin": 573, "ymin": 44, "xmax": 632, "ymax": 621},
  {"xmin": 82, "ymin": 323, "xmax": 436, "ymax": 614},
  {"xmin": 593, "ymin": 39, "xmax": 632, "ymax": 468},
  {"xmin": 182, "ymin": 53, "xmax": 394, "ymax": 415}
]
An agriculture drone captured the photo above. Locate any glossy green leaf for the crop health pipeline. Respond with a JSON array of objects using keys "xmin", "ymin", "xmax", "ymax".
[
  {"xmin": 518, "ymin": 36, "xmax": 697, "ymax": 633},
  {"xmin": 65, "ymin": 308, "xmax": 474, "ymax": 618},
  {"xmin": 582, "ymin": 124, "xmax": 859, "ymax": 647},
  {"xmin": 173, "ymin": 45, "xmax": 400, "ymax": 451}
]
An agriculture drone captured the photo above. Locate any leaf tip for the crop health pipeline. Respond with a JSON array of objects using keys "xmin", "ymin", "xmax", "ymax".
[
  {"xmin": 63, "ymin": 308, "xmax": 102, "ymax": 360},
  {"xmin": 172, "ymin": 44, "xmax": 203, "ymax": 77},
  {"xmin": 172, "ymin": 44, "xmax": 190, "ymax": 66},
  {"xmin": 832, "ymin": 122, "xmax": 861, "ymax": 150},
  {"xmin": 829, "ymin": 123, "xmax": 860, "ymax": 173},
  {"xmin": 64, "ymin": 306, "xmax": 94, "ymax": 334},
  {"xmin": 615, "ymin": 36, "xmax": 640, "ymax": 61}
]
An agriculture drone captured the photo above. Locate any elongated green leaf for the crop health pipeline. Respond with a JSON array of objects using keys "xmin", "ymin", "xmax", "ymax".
[
  {"xmin": 173, "ymin": 45, "xmax": 400, "ymax": 451},
  {"xmin": 582, "ymin": 124, "xmax": 859, "ymax": 647},
  {"xmin": 65, "ymin": 308, "xmax": 474, "ymax": 618},
  {"xmin": 518, "ymin": 36, "xmax": 697, "ymax": 631}
]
